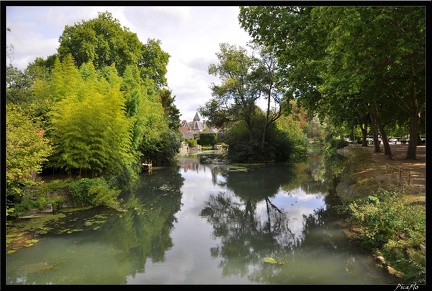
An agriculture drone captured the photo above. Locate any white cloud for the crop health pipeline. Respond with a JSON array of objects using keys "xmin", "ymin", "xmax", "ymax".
[{"xmin": 5, "ymin": 5, "xmax": 251, "ymax": 121}]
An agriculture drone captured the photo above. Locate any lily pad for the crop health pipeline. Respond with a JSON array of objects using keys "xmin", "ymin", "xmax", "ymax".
[{"xmin": 264, "ymin": 257, "xmax": 285, "ymax": 265}]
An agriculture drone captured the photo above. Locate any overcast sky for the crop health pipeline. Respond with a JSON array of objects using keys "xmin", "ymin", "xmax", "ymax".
[{"xmin": 5, "ymin": 5, "xmax": 252, "ymax": 121}]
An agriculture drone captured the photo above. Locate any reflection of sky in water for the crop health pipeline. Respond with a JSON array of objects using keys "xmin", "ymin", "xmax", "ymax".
[
  {"xmin": 130, "ymin": 162, "xmax": 328, "ymax": 284},
  {"xmin": 128, "ymin": 163, "xmax": 251, "ymax": 284},
  {"xmin": 256, "ymin": 188, "xmax": 327, "ymax": 239},
  {"xmin": 8, "ymin": 156, "xmax": 396, "ymax": 284}
]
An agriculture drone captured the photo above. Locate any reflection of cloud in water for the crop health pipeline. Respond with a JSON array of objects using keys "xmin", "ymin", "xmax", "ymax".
[
  {"xmin": 128, "ymin": 206, "xmax": 250, "ymax": 284},
  {"xmin": 255, "ymin": 187, "xmax": 327, "ymax": 239},
  {"xmin": 180, "ymin": 166, "xmax": 226, "ymax": 215}
]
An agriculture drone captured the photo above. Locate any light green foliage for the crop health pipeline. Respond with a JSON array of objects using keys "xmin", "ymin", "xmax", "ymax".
[
  {"xmin": 49, "ymin": 57, "xmax": 132, "ymax": 175},
  {"xmin": 6, "ymin": 11, "xmax": 177, "ymax": 217},
  {"xmin": 138, "ymin": 95, "xmax": 174, "ymax": 163},
  {"xmin": 6, "ymin": 104, "xmax": 53, "ymax": 198},
  {"xmin": 264, "ymin": 257, "xmax": 285, "ymax": 265},
  {"xmin": 186, "ymin": 139, "xmax": 197, "ymax": 147}
]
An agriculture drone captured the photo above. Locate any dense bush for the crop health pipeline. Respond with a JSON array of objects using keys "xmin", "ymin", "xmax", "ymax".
[
  {"xmin": 347, "ymin": 189, "xmax": 426, "ymax": 283},
  {"xmin": 227, "ymin": 141, "xmax": 271, "ymax": 163},
  {"xmin": 68, "ymin": 177, "xmax": 121, "ymax": 209},
  {"xmin": 186, "ymin": 138, "xmax": 197, "ymax": 147},
  {"xmin": 326, "ymin": 137, "xmax": 349, "ymax": 153},
  {"xmin": 225, "ymin": 115, "xmax": 305, "ymax": 163},
  {"xmin": 199, "ymin": 133, "xmax": 218, "ymax": 146}
]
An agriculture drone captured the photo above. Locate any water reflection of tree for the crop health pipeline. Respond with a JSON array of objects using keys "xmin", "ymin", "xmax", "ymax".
[
  {"xmin": 200, "ymin": 164, "xmax": 301, "ymax": 279},
  {"xmin": 118, "ymin": 166, "xmax": 184, "ymax": 274},
  {"xmin": 280, "ymin": 147, "xmax": 346, "ymax": 195},
  {"xmin": 200, "ymin": 151, "xmax": 348, "ymax": 283},
  {"xmin": 201, "ymin": 192, "xmax": 298, "ymax": 279},
  {"xmin": 50, "ymin": 166, "xmax": 185, "ymax": 281}
]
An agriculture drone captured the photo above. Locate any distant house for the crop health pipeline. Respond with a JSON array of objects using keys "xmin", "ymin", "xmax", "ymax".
[
  {"xmin": 178, "ymin": 112, "xmax": 207, "ymax": 140},
  {"xmin": 179, "ymin": 126, "xmax": 194, "ymax": 140}
]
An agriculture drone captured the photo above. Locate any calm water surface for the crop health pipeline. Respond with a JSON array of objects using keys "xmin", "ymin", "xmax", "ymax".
[{"xmin": 6, "ymin": 151, "xmax": 399, "ymax": 285}]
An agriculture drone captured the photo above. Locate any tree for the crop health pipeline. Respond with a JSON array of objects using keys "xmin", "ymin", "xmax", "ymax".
[
  {"xmin": 239, "ymin": 6, "xmax": 425, "ymax": 160},
  {"xmin": 158, "ymin": 88, "xmax": 181, "ymax": 130},
  {"xmin": 249, "ymin": 42, "xmax": 290, "ymax": 149},
  {"xmin": 57, "ymin": 11, "xmax": 169, "ymax": 90},
  {"xmin": 6, "ymin": 104, "xmax": 53, "ymax": 209},
  {"xmin": 239, "ymin": 7, "xmax": 326, "ymax": 114},
  {"xmin": 5, "ymin": 65, "xmax": 33, "ymax": 105},
  {"xmin": 49, "ymin": 58, "xmax": 132, "ymax": 176},
  {"xmin": 139, "ymin": 38, "xmax": 170, "ymax": 90},
  {"xmin": 137, "ymin": 88, "xmax": 181, "ymax": 166},
  {"xmin": 204, "ymin": 43, "xmax": 261, "ymax": 142}
]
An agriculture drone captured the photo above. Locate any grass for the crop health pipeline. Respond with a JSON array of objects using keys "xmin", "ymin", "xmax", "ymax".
[{"xmin": 336, "ymin": 146, "xmax": 426, "ymax": 284}]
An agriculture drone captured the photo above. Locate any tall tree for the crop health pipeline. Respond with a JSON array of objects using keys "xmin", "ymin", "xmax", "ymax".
[
  {"xmin": 249, "ymin": 42, "xmax": 289, "ymax": 149},
  {"xmin": 239, "ymin": 6, "xmax": 425, "ymax": 160},
  {"xmin": 49, "ymin": 58, "xmax": 132, "ymax": 176},
  {"xmin": 6, "ymin": 104, "xmax": 53, "ymax": 204},
  {"xmin": 5, "ymin": 65, "xmax": 32, "ymax": 105},
  {"xmin": 313, "ymin": 6, "xmax": 425, "ymax": 159},
  {"xmin": 139, "ymin": 38, "xmax": 170, "ymax": 90},
  {"xmin": 204, "ymin": 43, "xmax": 261, "ymax": 142},
  {"xmin": 158, "ymin": 88, "xmax": 181, "ymax": 130},
  {"xmin": 57, "ymin": 11, "xmax": 169, "ymax": 90}
]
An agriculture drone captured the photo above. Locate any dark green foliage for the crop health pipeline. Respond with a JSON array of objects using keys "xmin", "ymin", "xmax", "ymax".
[
  {"xmin": 227, "ymin": 141, "xmax": 266, "ymax": 163},
  {"xmin": 140, "ymin": 131, "xmax": 182, "ymax": 166},
  {"xmin": 12, "ymin": 196, "xmax": 60, "ymax": 218},
  {"xmin": 226, "ymin": 119, "xmax": 294, "ymax": 163},
  {"xmin": 68, "ymin": 178, "xmax": 99, "ymax": 206},
  {"xmin": 105, "ymin": 165, "xmax": 137, "ymax": 190},
  {"xmin": 58, "ymin": 11, "xmax": 141, "ymax": 76},
  {"xmin": 347, "ymin": 189, "xmax": 426, "ymax": 283},
  {"xmin": 199, "ymin": 133, "xmax": 218, "ymax": 147},
  {"xmin": 327, "ymin": 138, "xmax": 349, "ymax": 151},
  {"xmin": 158, "ymin": 88, "xmax": 181, "ymax": 130},
  {"xmin": 57, "ymin": 12, "xmax": 169, "ymax": 89},
  {"xmin": 266, "ymin": 131, "xmax": 294, "ymax": 162},
  {"xmin": 5, "ymin": 65, "xmax": 33, "ymax": 105}
]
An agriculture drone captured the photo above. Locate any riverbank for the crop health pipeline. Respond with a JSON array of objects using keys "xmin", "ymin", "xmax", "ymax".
[
  {"xmin": 335, "ymin": 143, "xmax": 426, "ymax": 283},
  {"xmin": 337, "ymin": 144, "xmax": 425, "ymax": 201}
]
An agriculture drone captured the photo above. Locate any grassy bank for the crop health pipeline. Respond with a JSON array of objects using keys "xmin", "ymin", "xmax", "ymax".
[{"xmin": 336, "ymin": 146, "xmax": 426, "ymax": 284}]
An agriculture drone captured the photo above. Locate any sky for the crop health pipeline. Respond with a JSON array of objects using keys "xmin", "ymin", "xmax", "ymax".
[{"xmin": 5, "ymin": 5, "xmax": 252, "ymax": 122}]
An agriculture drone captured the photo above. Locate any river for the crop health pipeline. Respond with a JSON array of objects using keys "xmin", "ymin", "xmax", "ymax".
[{"xmin": 5, "ymin": 150, "xmax": 399, "ymax": 285}]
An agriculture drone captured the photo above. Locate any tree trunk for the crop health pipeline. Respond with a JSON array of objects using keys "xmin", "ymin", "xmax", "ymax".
[
  {"xmin": 371, "ymin": 103, "xmax": 391, "ymax": 155},
  {"xmin": 360, "ymin": 123, "xmax": 368, "ymax": 147},
  {"xmin": 261, "ymin": 92, "xmax": 271, "ymax": 150},
  {"xmin": 370, "ymin": 105, "xmax": 381, "ymax": 153},
  {"xmin": 404, "ymin": 82, "xmax": 422, "ymax": 160},
  {"xmin": 406, "ymin": 109, "xmax": 420, "ymax": 160}
]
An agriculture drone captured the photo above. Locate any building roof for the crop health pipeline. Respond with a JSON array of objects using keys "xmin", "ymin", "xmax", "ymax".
[{"xmin": 193, "ymin": 112, "xmax": 201, "ymax": 121}]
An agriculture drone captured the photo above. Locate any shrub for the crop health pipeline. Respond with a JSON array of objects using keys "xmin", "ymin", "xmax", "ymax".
[
  {"xmin": 186, "ymin": 138, "xmax": 197, "ymax": 147},
  {"xmin": 68, "ymin": 177, "xmax": 121, "ymax": 209},
  {"xmin": 199, "ymin": 133, "xmax": 218, "ymax": 146},
  {"xmin": 326, "ymin": 137, "xmax": 349, "ymax": 153},
  {"xmin": 347, "ymin": 189, "xmax": 426, "ymax": 283}
]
